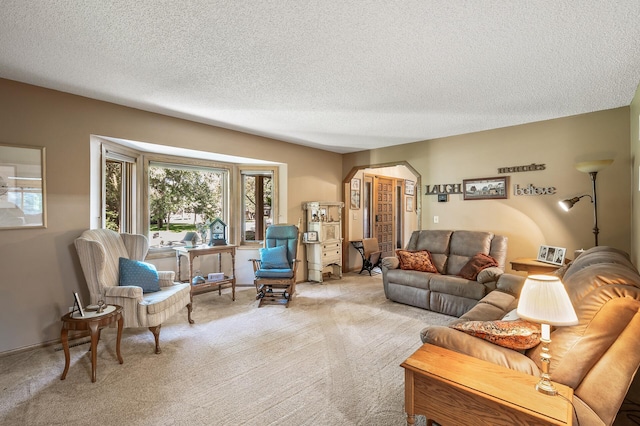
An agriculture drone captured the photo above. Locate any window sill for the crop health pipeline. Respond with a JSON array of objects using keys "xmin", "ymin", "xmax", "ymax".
[{"xmin": 146, "ymin": 247, "xmax": 178, "ymax": 259}]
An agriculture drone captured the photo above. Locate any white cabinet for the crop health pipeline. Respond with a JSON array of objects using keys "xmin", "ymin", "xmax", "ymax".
[{"xmin": 302, "ymin": 201, "xmax": 344, "ymax": 282}]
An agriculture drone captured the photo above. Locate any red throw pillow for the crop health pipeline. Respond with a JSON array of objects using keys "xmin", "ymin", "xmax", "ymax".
[
  {"xmin": 457, "ymin": 253, "xmax": 499, "ymax": 280},
  {"xmin": 451, "ymin": 320, "xmax": 541, "ymax": 350},
  {"xmin": 396, "ymin": 250, "xmax": 438, "ymax": 273}
]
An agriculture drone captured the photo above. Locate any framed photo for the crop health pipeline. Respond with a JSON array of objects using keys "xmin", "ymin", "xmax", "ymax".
[
  {"xmin": 406, "ymin": 196, "xmax": 414, "ymax": 212},
  {"xmin": 0, "ymin": 144, "xmax": 46, "ymax": 229},
  {"xmin": 305, "ymin": 231, "xmax": 318, "ymax": 242},
  {"xmin": 72, "ymin": 292, "xmax": 85, "ymax": 317},
  {"xmin": 405, "ymin": 179, "xmax": 415, "ymax": 196},
  {"xmin": 462, "ymin": 176, "xmax": 508, "ymax": 200},
  {"xmin": 350, "ymin": 177, "xmax": 360, "ymax": 191},
  {"xmin": 350, "ymin": 178, "xmax": 361, "ymax": 210},
  {"xmin": 537, "ymin": 245, "xmax": 566, "ymax": 266}
]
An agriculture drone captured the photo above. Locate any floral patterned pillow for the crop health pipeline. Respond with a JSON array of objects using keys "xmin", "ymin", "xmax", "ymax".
[
  {"xmin": 396, "ymin": 250, "xmax": 438, "ymax": 273},
  {"xmin": 451, "ymin": 320, "xmax": 541, "ymax": 350}
]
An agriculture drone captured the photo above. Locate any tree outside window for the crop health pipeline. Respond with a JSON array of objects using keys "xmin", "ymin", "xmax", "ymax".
[
  {"xmin": 148, "ymin": 163, "xmax": 226, "ymax": 248},
  {"xmin": 242, "ymin": 172, "xmax": 272, "ymax": 242}
]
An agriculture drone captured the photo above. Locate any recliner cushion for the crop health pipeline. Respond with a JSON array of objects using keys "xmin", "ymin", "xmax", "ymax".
[
  {"xmin": 447, "ymin": 231, "xmax": 493, "ymax": 275},
  {"xmin": 259, "ymin": 245, "xmax": 290, "ymax": 269},
  {"xmin": 119, "ymin": 257, "xmax": 160, "ymax": 293}
]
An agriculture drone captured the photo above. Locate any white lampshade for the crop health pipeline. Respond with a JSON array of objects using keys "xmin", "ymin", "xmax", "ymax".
[
  {"xmin": 516, "ymin": 275, "xmax": 578, "ymax": 326},
  {"xmin": 575, "ymin": 159, "xmax": 614, "ymax": 173}
]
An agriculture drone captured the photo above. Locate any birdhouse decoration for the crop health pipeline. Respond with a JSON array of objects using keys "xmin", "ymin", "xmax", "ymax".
[{"xmin": 209, "ymin": 218, "xmax": 227, "ymax": 246}]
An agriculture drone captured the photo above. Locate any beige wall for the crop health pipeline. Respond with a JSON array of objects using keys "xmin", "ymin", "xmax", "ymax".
[
  {"xmin": 0, "ymin": 76, "xmax": 634, "ymax": 355},
  {"xmin": 0, "ymin": 79, "xmax": 342, "ymax": 354},
  {"xmin": 631, "ymin": 84, "xmax": 640, "ymax": 266},
  {"xmin": 344, "ymin": 107, "xmax": 631, "ymax": 270}
]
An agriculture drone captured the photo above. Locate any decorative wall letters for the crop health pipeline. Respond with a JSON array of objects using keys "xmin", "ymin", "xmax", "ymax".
[
  {"xmin": 424, "ymin": 184, "xmax": 463, "ymax": 195},
  {"xmin": 513, "ymin": 184, "xmax": 556, "ymax": 196},
  {"xmin": 497, "ymin": 163, "xmax": 546, "ymax": 174}
]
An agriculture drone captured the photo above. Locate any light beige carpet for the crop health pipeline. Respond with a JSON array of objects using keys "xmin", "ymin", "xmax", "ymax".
[
  {"xmin": 0, "ymin": 273, "xmax": 454, "ymax": 426},
  {"xmin": 3, "ymin": 272, "xmax": 638, "ymax": 426}
]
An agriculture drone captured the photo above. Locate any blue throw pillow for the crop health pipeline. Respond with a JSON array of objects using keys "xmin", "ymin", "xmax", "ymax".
[
  {"xmin": 119, "ymin": 257, "xmax": 160, "ymax": 293},
  {"xmin": 259, "ymin": 245, "xmax": 290, "ymax": 269}
]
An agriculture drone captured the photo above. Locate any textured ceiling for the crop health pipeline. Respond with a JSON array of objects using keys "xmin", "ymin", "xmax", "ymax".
[{"xmin": 1, "ymin": 1, "xmax": 640, "ymax": 154}]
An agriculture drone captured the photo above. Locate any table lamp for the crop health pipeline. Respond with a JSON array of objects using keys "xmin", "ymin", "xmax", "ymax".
[{"xmin": 516, "ymin": 274, "xmax": 578, "ymax": 395}]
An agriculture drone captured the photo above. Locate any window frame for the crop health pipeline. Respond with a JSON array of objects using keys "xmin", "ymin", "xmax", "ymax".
[
  {"xmin": 239, "ymin": 166, "xmax": 278, "ymax": 245},
  {"xmin": 102, "ymin": 144, "xmax": 139, "ymax": 233},
  {"xmin": 94, "ymin": 136, "xmax": 282, "ymax": 254},
  {"xmin": 143, "ymin": 154, "xmax": 232, "ymax": 252}
]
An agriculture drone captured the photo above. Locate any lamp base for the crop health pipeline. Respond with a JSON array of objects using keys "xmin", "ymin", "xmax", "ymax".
[
  {"xmin": 535, "ymin": 378, "xmax": 558, "ymax": 396},
  {"xmin": 536, "ymin": 335, "xmax": 558, "ymax": 396}
]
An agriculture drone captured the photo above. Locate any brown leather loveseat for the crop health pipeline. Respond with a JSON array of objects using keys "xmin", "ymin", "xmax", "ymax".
[{"xmin": 421, "ymin": 246, "xmax": 640, "ymax": 426}]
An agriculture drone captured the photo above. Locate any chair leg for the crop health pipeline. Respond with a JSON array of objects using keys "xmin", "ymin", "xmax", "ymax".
[
  {"xmin": 149, "ymin": 325, "xmax": 162, "ymax": 354},
  {"xmin": 187, "ymin": 302, "xmax": 194, "ymax": 324}
]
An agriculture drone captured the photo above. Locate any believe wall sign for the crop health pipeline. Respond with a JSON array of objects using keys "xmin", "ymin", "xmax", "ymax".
[
  {"xmin": 501, "ymin": 162, "xmax": 554, "ymax": 196},
  {"xmin": 514, "ymin": 184, "xmax": 556, "ymax": 196}
]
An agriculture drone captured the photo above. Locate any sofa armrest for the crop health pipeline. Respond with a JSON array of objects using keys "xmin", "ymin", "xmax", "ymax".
[
  {"xmin": 105, "ymin": 285, "xmax": 143, "ymax": 300},
  {"xmin": 476, "ymin": 266, "xmax": 503, "ymax": 284},
  {"xmin": 157, "ymin": 270, "xmax": 177, "ymax": 287},
  {"xmin": 420, "ymin": 325, "xmax": 540, "ymax": 376},
  {"xmin": 381, "ymin": 256, "xmax": 399, "ymax": 270},
  {"xmin": 496, "ymin": 273, "xmax": 526, "ymax": 296}
]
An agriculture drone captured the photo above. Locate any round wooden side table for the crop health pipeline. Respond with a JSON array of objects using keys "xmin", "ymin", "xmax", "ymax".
[{"xmin": 60, "ymin": 304, "xmax": 123, "ymax": 383}]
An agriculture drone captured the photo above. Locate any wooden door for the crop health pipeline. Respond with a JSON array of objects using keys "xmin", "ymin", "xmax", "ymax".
[{"xmin": 375, "ymin": 177, "xmax": 395, "ymax": 258}]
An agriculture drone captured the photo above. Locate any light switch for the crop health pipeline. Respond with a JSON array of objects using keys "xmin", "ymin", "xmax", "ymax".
[{"xmin": 433, "ymin": 216, "xmax": 439, "ymax": 223}]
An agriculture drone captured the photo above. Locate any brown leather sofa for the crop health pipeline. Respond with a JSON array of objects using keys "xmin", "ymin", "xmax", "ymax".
[{"xmin": 421, "ymin": 246, "xmax": 640, "ymax": 426}]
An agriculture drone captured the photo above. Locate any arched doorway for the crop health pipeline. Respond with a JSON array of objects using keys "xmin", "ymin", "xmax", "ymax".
[{"xmin": 343, "ymin": 161, "xmax": 421, "ymax": 272}]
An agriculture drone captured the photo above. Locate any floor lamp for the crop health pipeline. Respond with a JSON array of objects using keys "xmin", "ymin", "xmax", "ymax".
[{"xmin": 558, "ymin": 159, "xmax": 613, "ymax": 247}]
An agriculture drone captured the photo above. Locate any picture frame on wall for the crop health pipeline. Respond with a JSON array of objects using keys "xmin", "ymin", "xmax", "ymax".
[
  {"xmin": 0, "ymin": 143, "xmax": 47, "ymax": 229},
  {"xmin": 406, "ymin": 196, "xmax": 414, "ymax": 212},
  {"xmin": 405, "ymin": 179, "xmax": 415, "ymax": 196},
  {"xmin": 537, "ymin": 245, "xmax": 566, "ymax": 266},
  {"xmin": 462, "ymin": 176, "xmax": 508, "ymax": 200},
  {"xmin": 305, "ymin": 231, "xmax": 318, "ymax": 242},
  {"xmin": 350, "ymin": 178, "xmax": 361, "ymax": 209}
]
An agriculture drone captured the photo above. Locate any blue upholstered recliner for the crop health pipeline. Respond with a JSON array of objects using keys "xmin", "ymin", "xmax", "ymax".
[{"xmin": 250, "ymin": 224, "xmax": 300, "ymax": 307}]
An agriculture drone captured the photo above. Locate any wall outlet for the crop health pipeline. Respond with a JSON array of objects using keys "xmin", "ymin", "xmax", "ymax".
[{"xmin": 433, "ymin": 216, "xmax": 439, "ymax": 223}]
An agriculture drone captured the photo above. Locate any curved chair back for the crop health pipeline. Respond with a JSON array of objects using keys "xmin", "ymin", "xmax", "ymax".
[{"xmin": 265, "ymin": 224, "xmax": 299, "ymax": 267}]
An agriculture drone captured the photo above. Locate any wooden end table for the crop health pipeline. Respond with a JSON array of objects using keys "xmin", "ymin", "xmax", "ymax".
[
  {"xmin": 510, "ymin": 257, "xmax": 565, "ymax": 275},
  {"xmin": 174, "ymin": 245, "xmax": 237, "ymax": 301},
  {"xmin": 60, "ymin": 304, "xmax": 123, "ymax": 383},
  {"xmin": 401, "ymin": 344, "xmax": 573, "ymax": 425}
]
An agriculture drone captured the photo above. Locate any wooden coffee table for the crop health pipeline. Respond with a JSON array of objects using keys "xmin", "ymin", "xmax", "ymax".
[{"xmin": 60, "ymin": 304, "xmax": 123, "ymax": 383}]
